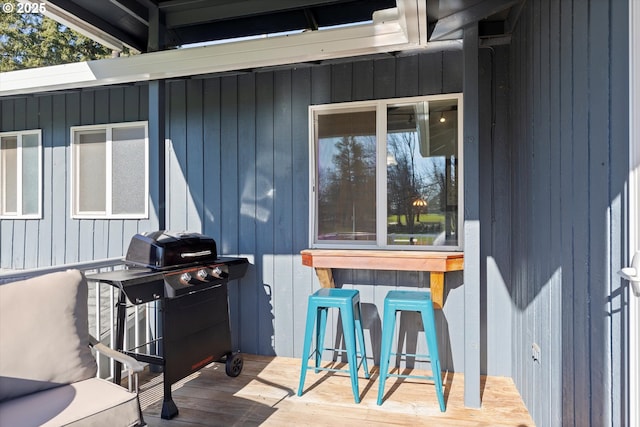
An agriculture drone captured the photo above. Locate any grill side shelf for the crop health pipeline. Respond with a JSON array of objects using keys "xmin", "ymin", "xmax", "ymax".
[{"xmin": 88, "ymin": 268, "xmax": 165, "ymax": 304}]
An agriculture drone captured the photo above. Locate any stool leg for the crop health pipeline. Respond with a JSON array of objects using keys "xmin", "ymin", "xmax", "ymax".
[
  {"xmin": 377, "ymin": 307, "xmax": 397, "ymax": 405},
  {"xmin": 354, "ymin": 301, "xmax": 370, "ymax": 379},
  {"xmin": 297, "ymin": 300, "xmax": 317, "ymax": 397},
  {"xmin": 315, "ymin": 307, "xmax": 328, "ymax": 372},
  {"xmin": 341, "ymin": 303, "xmax": 361, "ymax": 403},
  {"xmin": 421, "ymin": 308, "xmax": 445, "ymax": 412}
]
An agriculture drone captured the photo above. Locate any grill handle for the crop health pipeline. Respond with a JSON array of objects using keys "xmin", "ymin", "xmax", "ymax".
[{"xmin": 180, "ymin": 250, "xmax": 212, "ymax": 258}]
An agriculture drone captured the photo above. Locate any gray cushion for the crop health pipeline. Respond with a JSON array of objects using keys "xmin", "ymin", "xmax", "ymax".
[
  {"xmin": 0, "ymin": 377, "xmax": 141, "ymax": 427},
  {"xmin": 0, "ymin": 269, "xmax": 97, "ymax": 402}
]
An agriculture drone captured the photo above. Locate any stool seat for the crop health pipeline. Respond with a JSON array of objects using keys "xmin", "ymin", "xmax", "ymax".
[
  {"xmin": 377, "ymin": 290, "xmax": 445, "ymax": 411},
  {"xmin": 297, "ymin": 288, "xmax": 370, "ymax": 403}
]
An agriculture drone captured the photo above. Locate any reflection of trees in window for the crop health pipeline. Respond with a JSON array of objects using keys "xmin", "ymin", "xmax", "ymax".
[
  {"xmin": 318, "ymin": 135, "xmax": 375, "ymax": 237},
  {"xmin": 387, "ymin": 132, "xmax": 456, "ymax": 240},
  {"xmin": 387, "ymin": 132, "xmax": 426, "ymax": 232}
]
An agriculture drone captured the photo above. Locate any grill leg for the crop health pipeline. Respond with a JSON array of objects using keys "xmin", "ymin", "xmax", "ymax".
[
  {"xmin": 113, "ymin": 291, "xmax": 127, "ymax": 385},
  {"xmin": 161, "ymin": 384, "xmax": 178, "ymax": 420}
]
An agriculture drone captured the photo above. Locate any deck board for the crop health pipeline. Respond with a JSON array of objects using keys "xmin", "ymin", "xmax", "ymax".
[{"xmin": 137, "ymin": 354, "xmax": 534, "ymax": 426}]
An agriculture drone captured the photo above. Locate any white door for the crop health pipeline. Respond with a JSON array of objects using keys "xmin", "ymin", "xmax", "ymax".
[{"xmin": 629, "ymin": 1, "xmax": 640, "ymax": 424}]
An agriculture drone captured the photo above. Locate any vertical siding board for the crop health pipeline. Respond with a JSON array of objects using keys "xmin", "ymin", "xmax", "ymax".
[
  {"xmin": 12, "ymin": 98, "xmax": 27, "ymax": 269},
  {"xmin": 109, "ymin": 88, "xmax": 125, "ymax": 123},
  {"xmin": 220, "ymin": 76, "xmax": 239, "ymax": 254},
  {"xmin": 139, "ymin": 85, "xmax": 149, "ymax": 123},
  {"xmin": 571, "ymin": 1, "xmax": 591, "ymax": 425},
  {"xmin": 273, "ymin": 69, "xmax": 295, "ymax": 355},
  {"xmin": 419, "ymin": 51, "xmax": 443, "ymax": 95},
  {"xmin": 587, "ymin": 1, "xmax": 611, "ymax": 424},
  {"xmin": 38, "ymin": 97, "xmax": 53, "ymax": 267},
  {"xmin": 167, "ymin": 81, "xmax": 188, "ymax": 231},
  {"xmin": 24, "ymin": 97, "xmax": 40, "ymax": 268},
  {"xmin": 291, "ymin": 67, "xmax": 313, "ymax": 357},
  {"xmin": 51, "ymin": 94, "xmax": 67, "ymax": 265},
  {"xmin": 93, "ymin": 89, "xmax": 115, "ymax": 259},
  {"xmin": 488, "ymin": 45, "xmax": 512, "ymax": 377},
  {"xmin": 559, "ymin": 0, "xmax": 575, "ymax": 423},
  {"xmin": 80, "ymin": 91, "xmax": 94, "ymax": 125},
  {"xmin": 311, "ymin": 64, "xmax": 331, "ymax": 105},
  {"xmin": 511, "ymin": 2, "xmax": 524, "ymax": 397},
  {"xmin": 122, "ymin": 86, "xmax": 144, "ymax": 246},
  {"xmin": 608, "ymin": 0, "xmax": 631, "ymax": 423},
  {"xmin": 202, "ymin": 78, "xmax": 222, "ymax": 241},
  {"xmin": 0, "ymin": 101, "xmax": 13, "ymax": 268},
  {"xmin": 395, "ymin": 54, "xmax": 419, "ymax": 98},
  {"xmin": 96, "ymin": 89, "xmax": 123, "ymax": 260},
  {"xmin": 548, "ymin": 0, "xmax": 563, "ymax": 422},
  {"xmin": 78, "ymin": 90, "xmax": 97, "ymax": 258},
  {"xmin": 140, "ymin": 83, "xmax": 157, "ymax": 233},
  {"xmin": 532, "ymin": 1, "xmax": 543, "ymax": 421},
  {"xmin": 236, "ymin": 73, "xmax": 259, "ymax": 354},
  {"xmin": 442, "ymin": 50, "xmax": 463, "ymax": 93},
  {"xmin": 219, "ymin": 75, "xmax": 241, "ymax": 347},
  {"xmin": 331, "ymin": 62, "xmax": 353, "ymax": 103},
  {"xmin": 546, "ymin": 0, "xmax": 563, "ymax": 424},
  {"xmin": 352, "ymin": 60, "xmax": 374, "ymax": 101},
  {"xmin": 373, "ymin": 57, "xmax": 395, "ymax": 99},
  {"xmin": 0, "ymin": 100, "xmax": 12, "ymax": 132},
  {"xmin": 123, "ymin": 86, "xmax": 141, "ymax": 122},
  {"xmin": 186, "ymin": 79, "xmax": 204, "ymax": 233},
  {"xmin": 70, "ymin": 91, "xmax": 93, "ymax": 262},
  {"xmin": 92, "ymin": 88, "xmax": 110, "ymax": 259},
  {"xmin": 255, "ymin": 71, "xmax": 276, "ymax": 355},
  {"xmin": 478, "ymin": 48, "xmax": 492, "ymax": 375}
]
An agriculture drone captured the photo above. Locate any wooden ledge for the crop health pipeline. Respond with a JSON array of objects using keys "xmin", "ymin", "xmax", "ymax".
[{"xmin": 300, "ymin": 249, "xmax": 464, "ymax": 309}]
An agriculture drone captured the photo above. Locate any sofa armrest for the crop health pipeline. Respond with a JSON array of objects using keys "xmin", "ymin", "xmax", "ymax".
[{"xmin": 89, "ymin": 335, "xmax": 145, "ymax": 392}]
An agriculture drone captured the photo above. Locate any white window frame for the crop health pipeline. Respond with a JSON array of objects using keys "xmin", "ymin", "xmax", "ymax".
[
  {"xmin": 0, "ymin": 129, "xmax": 42, "ymax": 219},
  {"xmin": 70, "ymin": 121, "xmax": 149, "ymax": 219},
  {"xmin": 308, "ymin": 94, "xmax": 464, "ymax": 250}
]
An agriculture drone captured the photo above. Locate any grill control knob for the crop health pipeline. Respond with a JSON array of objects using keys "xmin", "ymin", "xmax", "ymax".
[
  {"xmin": 211, "ymin": 267, "xmax": 223, "ymax": 279},
  {"xmin": 180, "ymin": 272, "xmax": 192, "ymax": 285},
  {"xmin": 197, "ymin": 269, "xmax": 210, "ymax": 281}
]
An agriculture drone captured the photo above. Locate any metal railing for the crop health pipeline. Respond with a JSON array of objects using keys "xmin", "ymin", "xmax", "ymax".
[{"xmin": 0, "ymin": 258, "xmax": 152, "ymax": 382}]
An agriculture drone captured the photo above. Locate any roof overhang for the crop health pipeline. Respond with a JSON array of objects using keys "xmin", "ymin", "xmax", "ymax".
[
  {"xmin": 1, "ymin": 0, "xmax": 431, "ymax": 96},
  {"xmin": 1, "ymin": 0, "xmax": 524, "ymax": 97}
]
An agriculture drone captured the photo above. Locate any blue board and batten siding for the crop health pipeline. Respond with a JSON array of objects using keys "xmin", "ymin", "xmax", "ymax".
[
  {"xmin": 0, "ymin": 50, "xmax": 513, "ymax": 379},
  {"xmin": 509, "ymin": 1, "xmax": 629, "ymax": 426},
  {"xmin": 0, "ymin": 86, "xmax": 155, "ymax": 267}
]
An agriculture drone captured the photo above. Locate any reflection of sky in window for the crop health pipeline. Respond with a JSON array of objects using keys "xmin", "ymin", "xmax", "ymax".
[
  {"xmin": 387, "ymin": 131, "xmax": 445, "ymax": 171},
  {"xmin": 320, "ymin": 133, "xmax": 446, "ymax": 176},
  {"xmin": 318, "ymin": 137, "xmax": 339, "ymax": 174},
  {"xmin": 318, "ymin": 135, "xmax": 375, "ymax": 174}
]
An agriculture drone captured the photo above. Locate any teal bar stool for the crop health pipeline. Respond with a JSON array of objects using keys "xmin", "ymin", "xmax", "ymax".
[
  {"xmin": 376, "ymin": 290, "xmax": 445, "ymax": 411},
  {"xmin": 297, "ymin": 288, "xmax": 370, "ymax": 403}
]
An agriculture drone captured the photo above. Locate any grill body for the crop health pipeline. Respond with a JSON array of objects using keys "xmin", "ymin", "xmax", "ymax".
[{"xmin": 89, "ymin": 232, "xmax": 249, "ymax": 420}]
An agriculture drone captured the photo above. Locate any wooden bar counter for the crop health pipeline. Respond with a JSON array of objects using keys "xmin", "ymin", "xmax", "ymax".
[{"xmin": 301, "ymin": 249, "xmax": 464, "ymax": 309}]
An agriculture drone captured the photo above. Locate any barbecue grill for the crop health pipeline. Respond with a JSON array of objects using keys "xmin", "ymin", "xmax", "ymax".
[{"xmin": 89, "ymin": 231, "xmax": 249, "ymax": 420}]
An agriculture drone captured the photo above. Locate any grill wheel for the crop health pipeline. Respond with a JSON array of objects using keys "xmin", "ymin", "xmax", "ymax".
[{"xmin": 225, "ymin": 353, "xmax": 243, "ymax": 377}]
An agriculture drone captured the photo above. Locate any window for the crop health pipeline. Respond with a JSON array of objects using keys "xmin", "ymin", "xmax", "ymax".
[
  {"xmin": 71, "ymin": 122, "xmax": 148, "ymax": 219},
  {"xmin": 0, "ymin": 130, "xmax": 42, "ymax": 218},
  {"xmin": 310, "ymin": 95, "xmax": 462, "ymax": 250}
]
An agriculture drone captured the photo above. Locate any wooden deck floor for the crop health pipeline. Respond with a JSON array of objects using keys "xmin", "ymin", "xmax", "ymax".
[{"xmin": 138, "ymin": 355, "xmax": 534, "ymax": 427}]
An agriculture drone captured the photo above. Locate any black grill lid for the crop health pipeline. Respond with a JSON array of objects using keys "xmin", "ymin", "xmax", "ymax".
[{"xmin": 125, "ymin": 230, "xmax": 218, "ymax": 270}]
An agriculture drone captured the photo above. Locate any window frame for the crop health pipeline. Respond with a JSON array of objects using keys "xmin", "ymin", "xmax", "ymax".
[
  {"xmin": 308, "ymin": 94, "xmax": 464, "ymax": 251},
  {"xmin": 70, "ymin": 121, "xmax": 149, "ymax": 219},
  {"xmin": 0, "ymin": 129, "xmax": 43, "ymax": 219}
]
